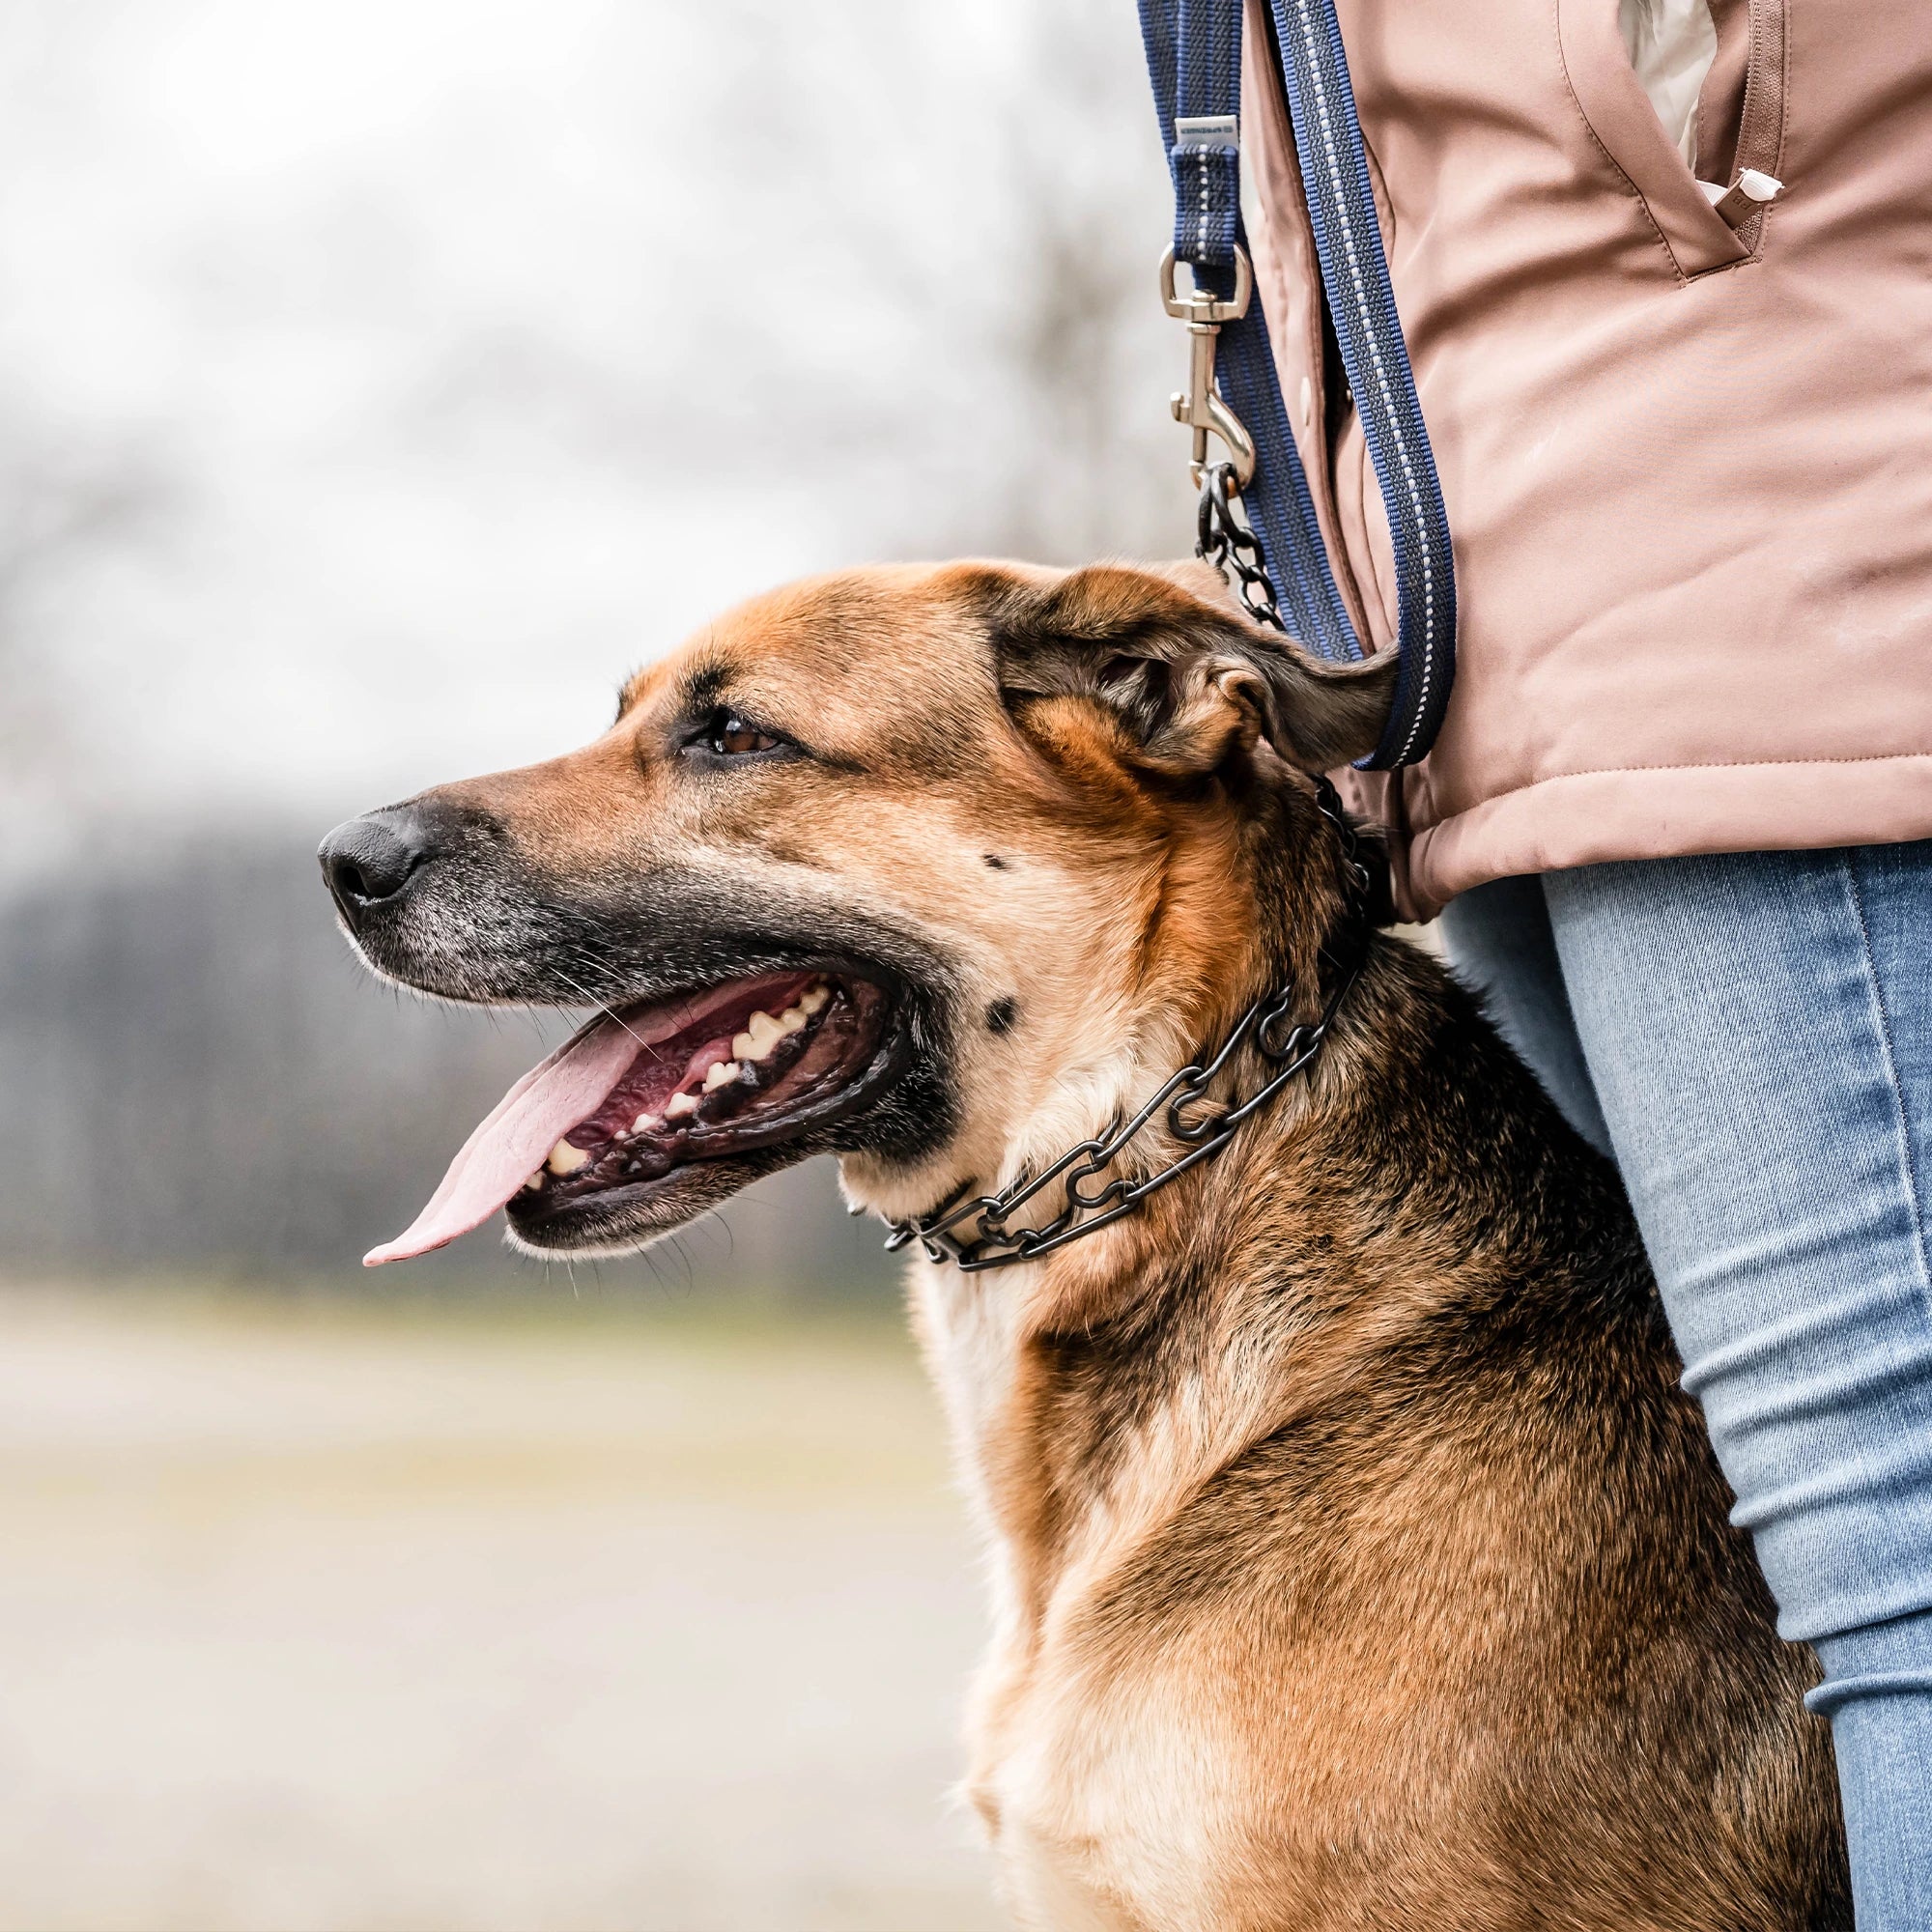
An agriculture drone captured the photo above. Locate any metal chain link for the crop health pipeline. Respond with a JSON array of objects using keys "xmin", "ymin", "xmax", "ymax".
[
  {"xmin": 1196, "ymin": 460, "xmax": 1289, "ymax": 633},
  {"xmin": 884, "ymin": 780, "xmax": 1373, "ymax": 1272}
]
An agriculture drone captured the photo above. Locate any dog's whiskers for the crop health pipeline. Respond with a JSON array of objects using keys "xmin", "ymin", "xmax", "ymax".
[{"xmin": 544, "ymin": 962, "xmax": 657, "ymax": 1055}]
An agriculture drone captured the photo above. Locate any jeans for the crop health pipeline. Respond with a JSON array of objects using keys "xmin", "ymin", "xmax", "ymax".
[{"xmin": 1440, "ymin": 843, "xmax": 1932, "ymax": 1932}]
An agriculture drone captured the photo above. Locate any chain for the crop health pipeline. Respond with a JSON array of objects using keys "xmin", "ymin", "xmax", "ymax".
[
  {"xmin": 885, "ymin": 780, "xmax": 1374, "ymax": 1272},
  {"xmin": 1196, "ymin": 460, "xmax": 1288, "ymax": 633}
]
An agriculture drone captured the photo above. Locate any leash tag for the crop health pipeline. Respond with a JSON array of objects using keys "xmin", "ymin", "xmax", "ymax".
[{"xmin": 1173, "ymin": 113, "xmax": 1239, "ymax": 150}]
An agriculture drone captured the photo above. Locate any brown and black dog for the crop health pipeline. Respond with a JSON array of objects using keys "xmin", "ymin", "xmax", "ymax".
[{"xmin": 322, "ymin": 561, "xmax": 1848, "ymax": 1931}]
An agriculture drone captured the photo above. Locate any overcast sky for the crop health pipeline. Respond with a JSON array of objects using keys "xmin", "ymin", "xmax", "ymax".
[{"xmin": 0, "ymin": 0, "xmax": 1187, "ymax": 854}]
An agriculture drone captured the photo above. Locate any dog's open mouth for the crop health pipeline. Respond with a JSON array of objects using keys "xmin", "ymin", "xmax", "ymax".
[{"xmin": 365, "ymin": 970, "xmax": 894, "ymax": 1264}]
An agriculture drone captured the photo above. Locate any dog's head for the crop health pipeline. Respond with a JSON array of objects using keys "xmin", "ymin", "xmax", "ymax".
[{"xmin": 321, "ymin": 560, "xmax": 1394, "ymax": 1264}]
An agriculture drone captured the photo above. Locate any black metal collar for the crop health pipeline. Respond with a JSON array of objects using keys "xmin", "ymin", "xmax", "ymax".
[{"xmin": 885, "ymin": 778, "xmax": 1376, "ymax": 1272}]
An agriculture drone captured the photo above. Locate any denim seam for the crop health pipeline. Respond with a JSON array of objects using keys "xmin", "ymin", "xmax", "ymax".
[{"xmin": 1844, "ymin": 854, "xmax": 1932, "ymax": 1322}]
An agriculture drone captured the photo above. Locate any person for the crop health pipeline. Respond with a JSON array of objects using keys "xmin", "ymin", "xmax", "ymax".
[{"xmin": 1236, "ymin": 1, "xmax": 1932, "ymax": 1923}]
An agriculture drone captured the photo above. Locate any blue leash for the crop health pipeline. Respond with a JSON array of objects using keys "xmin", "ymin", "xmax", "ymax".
[{"xmin": 1136, "ymin": 0, "xmax": 1456, "ymax": 769}]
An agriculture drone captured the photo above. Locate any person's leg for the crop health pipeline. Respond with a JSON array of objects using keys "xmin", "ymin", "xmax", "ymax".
[
  {"xmin": 1810, "ymin": 1604, "xmax": 1932, "ymax": 1927},
  {"xmin": 1435, "ymin": 874, "xmax": 1614, "ymax": 1154},
  {"xmin": 1543, "ymin": 841, "xmax": 1932, "ymax": 1932}
]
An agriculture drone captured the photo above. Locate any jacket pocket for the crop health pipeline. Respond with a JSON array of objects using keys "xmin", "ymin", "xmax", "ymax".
[{"xmin": 1557, "ymin": 0, "xmax": 1786, "ymax": 278}]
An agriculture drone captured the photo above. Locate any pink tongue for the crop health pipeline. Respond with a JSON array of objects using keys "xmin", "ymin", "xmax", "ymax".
[{"xmin": 363, "ymin": 1013, "xmax": 646, "ymax": 1267}]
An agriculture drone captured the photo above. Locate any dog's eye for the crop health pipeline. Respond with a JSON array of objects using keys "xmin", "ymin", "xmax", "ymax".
[{"xmin": 694, "ymin": 710, "xmax": 783, "ymax": 757}]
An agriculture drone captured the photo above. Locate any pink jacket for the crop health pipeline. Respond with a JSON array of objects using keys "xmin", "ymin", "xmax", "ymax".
[{"xmin": 1241, "ymin": 0, "xmax": 1932, "ymax": 917}]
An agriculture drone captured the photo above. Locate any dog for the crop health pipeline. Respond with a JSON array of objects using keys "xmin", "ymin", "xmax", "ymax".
[{"xmin": 322, "ymin": 559, "xmax": 1849, "ymax": 1930}]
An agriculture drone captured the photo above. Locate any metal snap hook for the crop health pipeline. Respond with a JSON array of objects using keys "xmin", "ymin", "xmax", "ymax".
[{"xmin": 1158, "ymin": 246, "xmax": 1257, "ymax": 488}]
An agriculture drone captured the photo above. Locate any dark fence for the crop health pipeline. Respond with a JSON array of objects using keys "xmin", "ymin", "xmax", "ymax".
[{"xmin": 0, "ymin": 825, "xmax": 895, "ymax": 1299}]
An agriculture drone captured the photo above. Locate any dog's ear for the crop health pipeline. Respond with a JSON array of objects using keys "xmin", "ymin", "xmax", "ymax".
[{"xmin": 986, "ymin": 563, "xmax": 1396, "ymax": 776}]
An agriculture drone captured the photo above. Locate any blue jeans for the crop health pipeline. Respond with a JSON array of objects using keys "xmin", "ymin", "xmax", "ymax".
[{"xmin": 1441, "ymin": 844, "xmax": 1932, "ymax": 1930}]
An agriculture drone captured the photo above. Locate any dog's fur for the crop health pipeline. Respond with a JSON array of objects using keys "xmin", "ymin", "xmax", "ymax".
[{"xmin": 336, "ymin": 560, "xmax": 1848, "ymax": 1929}]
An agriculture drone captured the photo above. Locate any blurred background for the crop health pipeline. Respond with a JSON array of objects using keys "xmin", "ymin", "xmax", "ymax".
[{"xmin": 0, "ymin": 1, "xmax": 1191, "ymax": 1925}]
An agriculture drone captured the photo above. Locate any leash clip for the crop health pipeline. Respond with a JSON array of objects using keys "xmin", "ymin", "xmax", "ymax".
[{"xmin": 1160, "ymin": 245, "xmax": 1256, "ymax": 489}]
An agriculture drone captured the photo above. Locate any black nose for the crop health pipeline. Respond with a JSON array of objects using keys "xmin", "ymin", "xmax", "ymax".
[{"xmin": 319, "ymin": 810, "xmax": 432, "ymax": 924}]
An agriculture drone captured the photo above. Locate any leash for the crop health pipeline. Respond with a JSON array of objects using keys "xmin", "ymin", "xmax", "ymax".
[
  {"xmin": 883, "ymin": 6, "xmax": 1432, "ymax": 1268},
  {"xmin": 1139, "ymin": 0, "xmax": 1457, "ymax": 770},
  {"xmin": 884, "ymin": 779, "xmax": 1375, "ymax": 1272}
]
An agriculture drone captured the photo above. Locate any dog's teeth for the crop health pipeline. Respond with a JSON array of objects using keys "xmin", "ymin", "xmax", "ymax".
[
  {"xmin": 666, "ymin": 1092, "xmax": 698, "ymax": 1120},
  {"xmin": 521, "ymin": 1170, "xmax": 545, "ymax": 1192},
  {"xmin": 799, "ymin": 982, "xmax": 830, "ymax": 1015},
  {"xmin": 702, "ymin": 1060, "xmax": 740, "ymax": 1092},
  {"xmin": 546, "ymin": 1139, "xmax": 589, "ymax": 1175},
  {"xmin": 778, "ymin": 1005, "xmax": 808, "ymax": 1035},
  {"xmin": 747, "ymin": 1009, "xmax": 786, "ymax": 1055},
  {"xmin": 631, "ymin": 1111, "xmax": 660, "ymax": 1135}
]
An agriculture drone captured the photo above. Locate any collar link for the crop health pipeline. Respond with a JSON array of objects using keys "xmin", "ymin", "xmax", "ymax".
[{"xmin": 886, "ymin": 779, "xmax": 1376, "ymax": 1272}]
